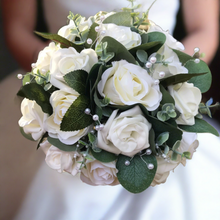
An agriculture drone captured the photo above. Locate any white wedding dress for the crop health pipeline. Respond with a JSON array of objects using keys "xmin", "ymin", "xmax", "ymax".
[{"xmin": 13, "ymin": 1, "xmax": 220, "ymax": 220}]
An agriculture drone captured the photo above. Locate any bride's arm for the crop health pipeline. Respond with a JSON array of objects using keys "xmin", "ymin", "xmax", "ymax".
[
  {"xmin": 2, "ymin": 0, "xmax": 48, "ymax": 71},
  {"xmin": 182, "ymin": 0, "xmax": 219, "ymax": 64}
]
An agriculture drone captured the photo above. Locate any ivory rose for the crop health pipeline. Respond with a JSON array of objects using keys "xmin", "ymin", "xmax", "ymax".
[
  {"xmin": 97, "ymin": 106, "xmax": 152, "ymax": 157},
  {"xmin": 50, "ymin": 47, "xmax": 98, "ymax": 90},
  {"xmin": 80, "ymin": 160, "xmax": 119, "ymax": 186},
  {"xmin": 40, "ymin": 139, "xmax": 82, "ymax": 175},
  {"xmin": 44, "ymin": 89, "xmax": 90, "ymax": 145},
  {"xmin": 98, "ymin": 23, "xmax": 141, "ymax": 50},
  {"xmin": 97, "ymin": 60, "xmax": 162, "ymax": 111},
  {"xmin": 58, "ymin": 16, "xmax": 94, "ymax": 42},
  {"xmin": 18, "ymin": 98, "xmax": 48, "ymax": 140},
  {"xmin": 151, "ymin": 132, "xmax": 199, "ymax": 186},
  {"xmin": 168, "ymin": 82, "xmax": 202, "ymax": 125}
]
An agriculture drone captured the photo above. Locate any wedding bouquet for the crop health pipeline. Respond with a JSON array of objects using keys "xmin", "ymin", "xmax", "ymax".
[{"xmin": 17, "ymin": 0, "xmax": 219, "ymax": 193}]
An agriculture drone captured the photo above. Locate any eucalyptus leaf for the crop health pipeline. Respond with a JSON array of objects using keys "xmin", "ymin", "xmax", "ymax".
[
  {"xmin": 173, "ymin": 49, "xmax": 193, "ymax": 64},
  {"xmin": 156, "ymin": 132, "xmax": 169, "ymax": 146},
  {"xmin": 182, "ymin": 151, "xmax": 191, "ymax": 159},
  {"xmin": 63, "ymin": 70, "xmax": 88, "ymax": 94},
  {"xmin": 19, "ymin": 127, "xmax": 35, "ymax": 141},
  {"xmin": 136, "ymin": 50, "xmax": 148, "ymax": 63},
  {"xmin": 102, "ymin": 107, "xmax": 113, "ymax": 117},
  {"xmin": 47, "ymin": 136, "xmax": 78, "ymax": 152},
  {"xmin": 61, "ymin": 94, "xmax": 93, "ymax": 131},
  {"xmin": 172, "ymin": 140, "xmax": 181, "ymax": 151},
  {"xmin": 179, "ymin": 118, "xmax": 219, "ymax": 136},
  {"xmin": 103, "ymin": 12, "xmax": 133, "ymax": 27},
  {"xmin": 17, "ymin": 83, "xmax": 52, "ymax": 115},
  {"xmin": 116, "ymin": 154, "xmax": 157, "ymax": 193},
  {"xmin": 84, "ymin": 22, "xmax": 99, "ymax": 49},
  {"xmin": 35, "ymin": 31, "xmax": 83, "ymax": 52},
  {"xmin": 91, "ymin": 149, "xmax": 117, "ymax": 162},
  {"xmin": 171, "ymin": 151, "xmax": 178, "ymax": 161}
]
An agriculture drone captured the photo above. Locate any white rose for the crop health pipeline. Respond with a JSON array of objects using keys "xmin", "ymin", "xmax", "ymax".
[
  {"xmin": 18, "ymin": 98, "xmax": 48, "ymax": 140},
  {"xmin": 149, "ymin": 45, "xmax": 188, "ymax": 80},
  {"xmin": 44, "ymin": 89, "xmax": 90, "ymax": 145},
  {"xmin": 151, "ymin": 131, "xmax": 199, "ymax": 186},
  {"xmin": 40, "ymin": 139, "xmax": 82, "ymax": 175},
  {"xmin": 97, "ymin": 60, "xmax": 162, "ymax": 111},
  {"xmin": 58, "ymin": 16, "xmax": 94, "ymax": 42},
  {"xmin": 50, "ymin": 47, "xmax": 98, "ymax": 90},
  {"xmin": 168, "ymin": 82, "xmax": 202, "ymax": 125},
  {"xmin": 97, "ymin": 106, "xmax": 152, "ymax": 157},
  {"xmin": 148, "ymin": 21, "xmax": 185, "ymax": 51},
  {"xmin": 80, "ymin": 160, "xmax": 119, "ymax": 186},
  {"xmin": 98, "ymin": 23, "xmax": 141, "ymax": 50},
  {"xmin": 33, "ymin": 42, "xmax": 59, "ymax": 75}
]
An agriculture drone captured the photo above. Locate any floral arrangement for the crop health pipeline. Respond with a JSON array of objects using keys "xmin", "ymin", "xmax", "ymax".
[{"xmin": 17, "ymin": 1, "xmax": 219, "ymax": 193}]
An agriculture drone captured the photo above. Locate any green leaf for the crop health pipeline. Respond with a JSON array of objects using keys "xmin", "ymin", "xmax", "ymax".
[
  {"xmin": 63, "ymin": 70, "xmax": 88, "ymax": 94},
  {"xmin": 91, "ymin": 149, "xmax": 117, "ymax": 162},
  {"xmin": 136, "ymin": 50, "xmax": 148, "ymax": 63},
  {"xmin": 116, "ymin": 154, "xmax": 157, "ymax": 193},
  {"xmin": 22, "ymin": 73, "xmax": 34, "ymax": 85},
  {"xmin": 172, "ymin": 140, "xmax": 181, "ymax": 151},
  {"xmin": 19, "ymin": 127, "xmax": 35, "ymax": 141},
  {"xmin": 160, "ymin": 85, "xmax": 175, "ymax": 105},
  {"xmin": 34, "ymin": 31, "xmax": 83, "ymax": 52},
  {"xmin": 185, "ymin": 60, "xmax": 212, "ymax": 93},
  {"xmin": 103, "ymin": 12, "xmax": 133, "ymax": 27},
  {"xmin": 37, "ymin": 132, "xmax": 48, "ymax": 150},
  {"xmin": 17, "ymin": 83, "xmax": 52, "ymax": 115},
  {"xmin": 102, "ymin": 107, "xmax": 113, "ymax": 117},
  {"xmin": 156, "ymin": 132, "xmax": 169, "ymax": 146},
  {"xmin": 47, "ymin": 136, "xmax": 78, "ymax": 151},
  {"xmin": 160, "ymin": 72, "xmax": 207, "ymax": 88},
  {"xmin": 149, "ymin": 128, "xmax": 157, "ymax": 155},
  {"xmin": 179, "ymin": 118, "xmax": 219, "ymax": 136},
  {"xmin": 84, "ymin": 22, "xmax": 99, "ymax": 49},
  {"xmin": 173, "ymin": 49, "xmax": 192, "ymax": 64},
  {"xmin": 61, "ymin": 94, "xmax": 93, "ymax": 131},
  {"xmin": 182, "ymin": 151, "xmax": 191, "ymax": 159},
  {"xmin": 101, "ymin": 36, "xmax": 136, "ymax": 64},
  {"xmin": 171, "ymin": 151, "xmax": 178, "ymax": 161},
  {"xmin": 129, "ymin": 32, "xmax": 166, "ymax": 56}
]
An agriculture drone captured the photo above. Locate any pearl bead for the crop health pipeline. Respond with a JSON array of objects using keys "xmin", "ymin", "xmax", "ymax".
[
  {"xmin": 99, "ymin": 124, "xmax": 104, "ymax": 130},
  {"xmin": 25, "ymin": 82, "xmax": 30, "ymax": 85},
  {"xmin": 86, "ymin": 145, "xmax": 89, "ymax": 148},
  {"xmin": 100, "ymin": 30, "xmax": 106, "ymax": 35},
  {"xmin": 100, "ymin": 15, "xmax": 105, "ymax": 21},
  {"xmin": 194, "ymin": 47, "xmax": 200, "ymax": 53},
  {"xmin": 159, "ymin": 71, "xmax": 165, "ymax": 78},
  {"xmin": 125, "ymin": 160, "xmax": 130, "ymax": 166},
  {"xmin": 73, "ymin": 154, "xmax": 77, "ymax": 158},
  {"xmin": 76, "ymin": 144, "xmax": 80, "ymax": 148},
  {"xmin": 95, "ymin": 125, "xmax": 100, "ymax": 131},
  {"xmin": 154, "ymin": 80, "xmax": 160, "ymax": 85},
  {"xmin": 90, "ymin": 130, "xmax": 95, "ymax": 134},
  {"xmin": 95, "ymin": 26, "xmax": 100, "ymax": 32},
  {"xmin": 83, "ymin": 153, "xmax": 87, "ymax": 157},
  {"xmin": 162, "ymin": 154, "xmax": 167, "ymax": 159},
  {"xmin": 194, "ymin": 58, "xmax": 200, "ymax": 64},
  {"xmin": 86, "ymin": 38, "xmax": 93, "ymax": 44},
  {"xmin": 148, "ymin": 163, "xmax": 154, "ymax": 169},
  {"xmin": 41, "ymin": 69, "xmax": 46, "ymax": 74},
  {"xmin": 146, "ymin": 149, "xmax": 152, "ymax": 155},
  {"xmin": 17, "ymin": 74, "xmax": 23, "ymax": 79},
  {"xmin": 31, "ymin": 63, "xmax": 36, "ymax": 68},
  {"xmin": 93, "ymin": 114, "xmax": 99, "ymax": 121},
  {"xmin": 150, "ymin": 57, "xmax": 157, "ymax": 64},
  {"xmin": 84, "ymin": 108, "xmax": 91, "ymax": 115},
  {"xmin": 145, "ymin": 62, "xmax": 152, "ymax": 68}
]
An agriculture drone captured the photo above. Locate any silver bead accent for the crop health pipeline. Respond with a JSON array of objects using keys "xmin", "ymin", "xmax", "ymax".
[
  {"xmin": 145, "ymin": 62, "xmax": 152, "ymax": 68},
  {"xmin": 87, "ymin": 38, "xmax": 93, "ymax": 45},
  {"xmin": 84, "ymin": 108, "xmax": 91, "ymax": 115},
  {"xmin": 154, "ymin": 80, "xmax": 160, "ymax": 85},
  {"xmin": 93, "ymin": 114, "xmax": 99, "ymax": 121},
  {"xmin": 95, "ymin": 26, "xmax": 100, "ymax": 32},
  {"xmin": 148, "ymin": 163, "xmax": 154, "ymax": 169},
  {"xmin": 159, "ymin": 71, "xmax": 165, "ymax": 78},
  {"xmin": 125, "ymin": 160, "xmax": 130, "ymax": 166},
  {"xmin": 150, "ymin": 57, "xmax": 157, "ymax": 64},
  {"xmin": 146, "ymin": 149, "xmax": 152, "ymax": 155},
  {"xmin": 194, "ymin": 58, "xmax": 200, "ymax": 64},
  {"xmin": 17, "ymin": 74, "xmax": 23, "ymax": 79},
  {"xmin": 194, "ymin": 47, "xmax": 200, "ymax": 53}
]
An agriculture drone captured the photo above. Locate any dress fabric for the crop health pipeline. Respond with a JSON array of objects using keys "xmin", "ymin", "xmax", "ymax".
[{"xmin": 13, "ymin": 1, "xmax": 220, "ymax": 220}]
